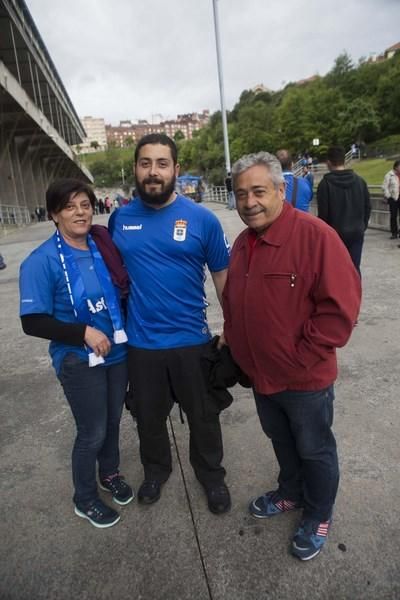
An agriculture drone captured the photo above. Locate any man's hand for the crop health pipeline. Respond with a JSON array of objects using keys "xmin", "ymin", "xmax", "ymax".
[
  {"xmin": 84, "ymin": 326, "xmax": 111, "ymax": 357},
  {"xmin": 217, "ymin": 331, "xmax": 227, "ymax": 350}
]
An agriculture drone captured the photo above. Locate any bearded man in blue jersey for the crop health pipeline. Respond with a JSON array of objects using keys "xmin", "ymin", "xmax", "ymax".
[{"xmin": 110, "ymin": 134, "xmax": 231, "ymax": 514}]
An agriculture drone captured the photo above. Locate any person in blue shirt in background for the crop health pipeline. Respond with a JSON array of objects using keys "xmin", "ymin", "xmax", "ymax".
[
  {"xmin": 276, "ymin": 149, "xmax": 313, "ymax": 212},
  {"xmin": 19, "ymin": 179, "xmax": 133, "ymax": 529},
  {"xmin": 302, "ymin": 165, "xmax": 314, "ymax": 193},
  {"xmin": 110, "ymin": 133, "xmax": 232, "ymax": 515}
]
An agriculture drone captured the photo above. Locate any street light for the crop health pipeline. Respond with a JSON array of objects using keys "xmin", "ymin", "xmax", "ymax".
[{"xmin": 212, "ymin": 0, "xmax": 231, "ymax": 175}]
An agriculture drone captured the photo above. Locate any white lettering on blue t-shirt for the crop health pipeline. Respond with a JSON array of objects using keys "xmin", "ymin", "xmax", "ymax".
[
  {"xmin": 87, "ymin": 296, "xmax": 107, "ymax": 314},
  {"xmin": 123, "ymin": 224, "xmax": 143, "ymax": 231}
]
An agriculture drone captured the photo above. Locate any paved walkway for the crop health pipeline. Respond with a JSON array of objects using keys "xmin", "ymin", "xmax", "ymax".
[{"xmin": 0, "ymin": 204, "xmax": 399, "ymax": 600}]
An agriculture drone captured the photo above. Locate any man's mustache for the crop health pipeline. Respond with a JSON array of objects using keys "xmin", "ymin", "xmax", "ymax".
[
  {"xmin": 242, "ymin": 208, "xmax": 264, "ymax": 216},
  {"xmin": 143, "ymin": 177, "xmax": 164, "ymax": 185}
]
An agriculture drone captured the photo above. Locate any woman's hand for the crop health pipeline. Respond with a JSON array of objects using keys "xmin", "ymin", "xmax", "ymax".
[{"xmin": 84, "ymin": 326, "xmax": 111, "ymax": 357}]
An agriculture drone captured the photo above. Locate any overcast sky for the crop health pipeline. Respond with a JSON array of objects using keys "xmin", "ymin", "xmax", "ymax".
[{"xmin": 26, "ymin": 0, "xmax": 400, "ymax": 125}]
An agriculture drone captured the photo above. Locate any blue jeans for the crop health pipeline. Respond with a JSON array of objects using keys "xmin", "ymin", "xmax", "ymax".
[
  {"xmin": 254, "ymin": 385, "xmax": 338, "ymax": 522},
  {"xmin": 58, "ymin": 353, "xmax": 128, "ymax": 507}
]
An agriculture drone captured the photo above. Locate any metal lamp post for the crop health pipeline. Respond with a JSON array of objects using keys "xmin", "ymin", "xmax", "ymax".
[{"xmin": 212, "ymin": 0, "xmax": 231, "ymax": 175}]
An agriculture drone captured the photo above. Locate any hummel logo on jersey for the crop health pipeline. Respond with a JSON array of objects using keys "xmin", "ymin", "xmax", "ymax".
[{"xmin": 123, "ymin": 224, "xmax": 143, "ymax": 231}]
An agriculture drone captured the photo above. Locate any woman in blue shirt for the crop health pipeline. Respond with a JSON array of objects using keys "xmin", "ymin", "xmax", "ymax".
[{"xmin": 19, "ymin": 179, "xmax": 133, "ymax": 528}]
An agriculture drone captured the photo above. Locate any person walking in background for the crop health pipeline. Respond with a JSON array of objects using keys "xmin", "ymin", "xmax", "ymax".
[
  {"xmin": 382, "ymin": 160, "xmax": 400, "ymax": 239},
  {"xmin": 104, "ymin": 196, "xmax": 112, "ymax": 214},
  {"xmin": 222, "ymin": 151, "xmax": 361, "ymax": 561},
  {"xmin": 110, "ymin": 133, "xmax": 232, "ymax": 515},
  {"xmin": 276, "ymin": 149, "xmax": 312, "ymax": 212},
  {"xmin": 317, "ymin": 146, "xmax": 371, "ymax": 274},
  {"xmin": 19, "ymin": 179, "xmax": 133, "ymax": 529},
  {"xmin": 302, "ymin": 165, "xmax": 314, "ymax": 193},
  {"xmin": 225, "ymin": 171, "xmax": 235, "ymax": 210}
]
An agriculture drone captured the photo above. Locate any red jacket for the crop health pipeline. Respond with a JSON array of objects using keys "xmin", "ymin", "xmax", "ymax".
[{"xmin": 223, "ymin": 203, "xmax": 361, "ymax": 394}]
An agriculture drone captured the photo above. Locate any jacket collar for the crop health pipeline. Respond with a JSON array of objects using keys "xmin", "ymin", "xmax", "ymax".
[{"xmin": 236, "ymin": 201, "xmax": 295, "ymax": 250}]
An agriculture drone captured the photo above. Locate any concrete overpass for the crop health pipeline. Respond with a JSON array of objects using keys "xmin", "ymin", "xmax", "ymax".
[{"xmin": 0, "ymin": 0, "xmax": 92, "ymax": 226}]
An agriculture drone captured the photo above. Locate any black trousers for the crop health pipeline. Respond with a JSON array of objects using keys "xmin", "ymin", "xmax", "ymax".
[
  {"xmin": 341, "ymin": 235, "xmax": 364, "ymax": 276},
  {"xmin": 127, "ymin": 344, "xmax": 226, "ymax": 487},
  {"xmin": 388, "ymin": 198, "xmax": 400, "ymax": 236}
]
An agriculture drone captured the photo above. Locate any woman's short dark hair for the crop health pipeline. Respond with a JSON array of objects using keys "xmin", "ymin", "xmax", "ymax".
[{"xmin": 46, "ymin": 179, "xmax": 96, "ymax": 219}]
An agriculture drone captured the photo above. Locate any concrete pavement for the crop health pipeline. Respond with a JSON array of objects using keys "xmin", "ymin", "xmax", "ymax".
[{"xmin": 0, "ymin": 204, "xmax": 399, "ymax": 600}]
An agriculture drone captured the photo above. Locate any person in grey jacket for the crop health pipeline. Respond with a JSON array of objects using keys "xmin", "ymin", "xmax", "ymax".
[
  {"xmin": 317, "ymin": 146, "xmax": 370, "ymax": 275},
  {"xmin": 382, "ymin": 160, "xmax": 400, "ymax": 239}
]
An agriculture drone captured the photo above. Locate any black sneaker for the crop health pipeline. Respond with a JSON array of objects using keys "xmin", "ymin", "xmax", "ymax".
[
  {"xmin": 99, "ymin": 474, "xmax": 134, "ymax": 505},
  {"xmin": 74, "ymin": 499, "xmax": 120, "ymax": 528},
  {"xmin": 137, "ymin": 480, "xmax": 162, "ymax": 505},
  {"xmin": 204, "ymin": 482, "xmax": 231, "ymax": 514}
]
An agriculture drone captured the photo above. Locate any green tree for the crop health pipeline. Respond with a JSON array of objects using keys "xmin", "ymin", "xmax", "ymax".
[
  {"xmin": 376, "ymin": 55, "xmax": 400, "ymax": 134},
  {"xmin": 338, "ymin": 99, "xmax": 380, "ymax": 146},
  {"xmin": 174, "ymin": 130, "xmax": 185, "ymax": 141},
  {"xmin": 326, "ymin": 52, "xmax": 354, "ymax": 84}
]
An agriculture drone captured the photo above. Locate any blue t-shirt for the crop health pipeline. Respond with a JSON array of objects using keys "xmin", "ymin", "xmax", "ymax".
[
  {"xmin": 283, "ymin": 172, "xmax": 313, "ymax": 212},
  {"xmin": 19, "ymin": 237, "xmax": 127, "ymax": 374},
  {"xmin": 110, "ymin": 195, "xmax": 230, "ymax": 349}
]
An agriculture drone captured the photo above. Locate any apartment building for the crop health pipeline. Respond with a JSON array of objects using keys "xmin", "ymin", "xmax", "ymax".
[
  {"xmin": 74, "ymin": 116, "xmax": 107, "ymax": 153},
  {"xmin": 106, "ymin": 110, "xmax": 210, "ymax": 147}
]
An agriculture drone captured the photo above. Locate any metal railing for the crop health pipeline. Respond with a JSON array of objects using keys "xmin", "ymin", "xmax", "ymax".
[
  {"xmin": 205, "ymin": 184, "xmax": 389, "ymax": 231},
  {"xmin": 203, "ymin": 186, "xmax": 228, "ymax": 204},
  {"xmin": 0, "ymin": 205, "xmax": 31, "ymax": 226}
]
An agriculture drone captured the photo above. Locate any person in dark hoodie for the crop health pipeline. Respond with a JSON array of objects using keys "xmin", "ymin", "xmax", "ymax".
[{"xmin": 317, "ymin": 146, "xmax": 371, "ymax": 275}]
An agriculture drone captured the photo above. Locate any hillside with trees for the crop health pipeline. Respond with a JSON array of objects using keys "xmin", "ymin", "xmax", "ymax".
[
  {"xmin": 83, "ymin": 51, "xmax": 400, "ymax": 186},
  {"xmin": 178, "ymin": 51, "xmax": 400, "ymax": 183}
]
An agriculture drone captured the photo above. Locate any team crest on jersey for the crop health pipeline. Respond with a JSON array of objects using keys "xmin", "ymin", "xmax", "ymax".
[{"xmin": 173, "ymin": 219, "xmax": 187, "ymax": 242}]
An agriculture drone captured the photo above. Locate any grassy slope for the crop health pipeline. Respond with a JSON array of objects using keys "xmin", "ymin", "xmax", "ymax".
[
  {"xmin": 352, "ymin": 159, "xmax": 392, "ymax": 185},
  {"xmin": 79, "ymin": 147, "xmax": 134, "ymax": 167}
]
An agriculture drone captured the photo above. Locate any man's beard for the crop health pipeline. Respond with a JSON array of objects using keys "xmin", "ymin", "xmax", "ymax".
[{"xmin": 136, "ymin": 176, "xmax": 176, "ymax": 206}]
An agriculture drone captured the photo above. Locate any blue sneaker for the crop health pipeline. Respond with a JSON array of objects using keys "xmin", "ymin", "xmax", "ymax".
[
  {"xmin": 249, "ymin": 490, "xmax": 302, "ymax": 518},
  {"xmin": 74, "ymin": 499, "xmax": 120, "ymax": 528},
  {"xmin": 292, "ymin": 518, "xmax": 331, "ymax": 560},
  {"xmin": 99, "ymin": 474, "xmax": 134, "ymax": 506}
]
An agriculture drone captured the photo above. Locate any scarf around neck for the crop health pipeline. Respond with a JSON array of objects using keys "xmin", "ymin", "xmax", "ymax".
[{"xmin": 54, "ymin": 229, "xmax": 127, "ymax": 367}]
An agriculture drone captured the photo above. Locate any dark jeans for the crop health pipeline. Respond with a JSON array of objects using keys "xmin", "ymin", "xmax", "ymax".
[
  {"xmin": 388, "ymin": 198, "xmax": 400, "ymax": 236},
  {"xmin": 128, "ymin": 344, "xmax": 226, "ymax": 487},
  {"xmin": 58, "ymin": 353, "xmax": 128, "ymax": 507},
  {"xmin": 342, "ymin": 236, "xmax": 364, "ymax": 275},
  {"xmin": 254, "ymin": 385, "xmax": 338, "ymax": 522}
]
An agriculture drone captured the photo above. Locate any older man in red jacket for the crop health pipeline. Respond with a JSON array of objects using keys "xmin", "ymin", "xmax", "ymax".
[{"xmin": 222, "ymin": 151, "xmax": 361, "ymax": 561}]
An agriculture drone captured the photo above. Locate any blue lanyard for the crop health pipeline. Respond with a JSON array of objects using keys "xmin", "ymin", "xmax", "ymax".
[{"xmin": 54, "ymin": 230, "xmax": 127, "ymax": 365}]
